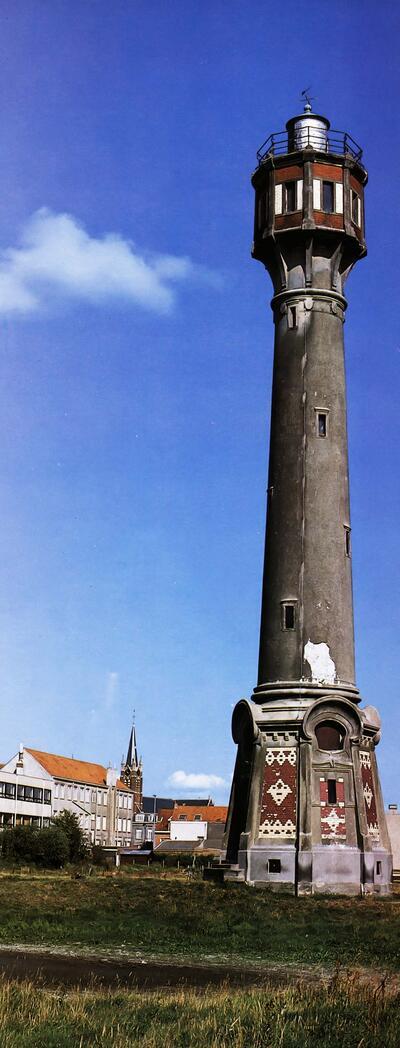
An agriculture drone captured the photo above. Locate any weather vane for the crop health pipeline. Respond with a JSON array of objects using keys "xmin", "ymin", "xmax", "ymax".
[{"xmin": 301, "ymin": 87, "xmax": 315, "ymax": 110}]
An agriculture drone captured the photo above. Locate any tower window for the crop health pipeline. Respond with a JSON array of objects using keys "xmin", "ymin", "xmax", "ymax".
[
  {"xmin": 281, "ymin": 602, "xmax": 296, "ymax": 630},
  {"xmin": 316, "ymin": 411, "xmax": 328, "ymax": 437},
  {"xmin": 315, "ymin": 721, "xmax": 345, "ymax": 751},
  {"xmin": 327, "ymin": 780, "xmax": 337, "ymax": 805},
  {"xmin": 344, "ymin": 526, "xmax": 351, "ymax": 557},
  {"xmin": 288, "ymin": 305, "xmax": 297, "ymax": 329},
  {"xmin": 284, "ymin": 181, "xmax": 296, "ymax": 213},
  {"xmin": 322, "ymin": 181, "xmax": 334, "ymax": 213}
]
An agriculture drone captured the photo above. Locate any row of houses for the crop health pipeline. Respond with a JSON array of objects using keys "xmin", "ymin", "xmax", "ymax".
[{"xmin": 0, "ymin": 729, "xmax": 228, "ymax": 856}]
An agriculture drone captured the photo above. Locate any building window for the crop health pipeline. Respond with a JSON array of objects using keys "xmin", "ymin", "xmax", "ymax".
[
  {"xmin": 281, "ymin": 601, "xmax": 296, "ymax": 631},
  {"xmin": 376, "ymin": 861, "xmax": 382, "ymax": 876},
  {"xmin": 316, "ymin": 410, "xmax": 328, "ymax": 437},
  {"xmin": 327, "ymin": 779, "xmax": 337, "ymax": 805},
  {"xmin": 322, "ymin": 181, "xmax": 334, "ymax": 213},
  {"xmin": 44, "ymin": 790, "xmax": 51, "ymax": 805},
  {"xmin": 102, "ymin": 816, "xmax": 107, "ymax": 831},
  {"xmin": 135, "ymin": 829, "xmax": 142, "ymax": 840},
  {"xmin": 315, "ymin": 721, "xmax": 345, "ymax": 752},
  {"xmin": 344, "ymin": 526, "xmax": 351, "ymax": 557},
  {"xmin": 193, "ymin": 814, "xmax": 202, "ymax": 821},
  {"xmin": 0, "ymin": 782, "xmax": 16, "ymax": 799},
  {"xmin": 178, "ymin": 814, "xmax": 187, "ymax": 821}
]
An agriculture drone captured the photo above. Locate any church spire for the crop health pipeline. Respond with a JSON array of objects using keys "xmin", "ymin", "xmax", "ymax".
[{"xmin": 121, "ymin": 713, "xmax": 143, "ymax": 814}]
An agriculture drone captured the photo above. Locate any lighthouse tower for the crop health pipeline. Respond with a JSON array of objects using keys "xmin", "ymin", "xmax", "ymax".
[{"xmin": 223, "ymin": 104, "xmax": 392, "ymax": 894}]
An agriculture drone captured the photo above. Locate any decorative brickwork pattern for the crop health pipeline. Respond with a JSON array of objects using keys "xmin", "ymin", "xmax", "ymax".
[
  {"xmin": 319, "ymin": 776, "xmax": 346, "ymax": 841},
  {"xmin": 359, "ymin": 751, "xmax": 380, "ymax": 842},
  {"xmin": 259, "ymin": 748, "xmax": 297, "ymax": 839}
]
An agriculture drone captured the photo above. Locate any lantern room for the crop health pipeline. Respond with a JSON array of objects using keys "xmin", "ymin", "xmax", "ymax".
[{"xmin": 252, "ymin": 104, "xmax": 367, "ymax": 280}]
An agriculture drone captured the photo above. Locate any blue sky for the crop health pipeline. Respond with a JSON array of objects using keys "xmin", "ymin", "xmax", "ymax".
[{"xmin": 0, "ymin": 1, "xmax": 399, "ymax": 804}]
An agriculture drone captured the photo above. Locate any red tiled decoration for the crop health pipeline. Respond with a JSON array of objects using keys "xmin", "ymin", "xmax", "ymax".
[{"xmin": 259, "ymin": 748, "xmax": 297, "ymax": 839}]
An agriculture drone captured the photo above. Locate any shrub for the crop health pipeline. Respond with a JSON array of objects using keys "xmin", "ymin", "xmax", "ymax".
[
  {"xmin": 52, "ymin": 810, "xmax": 90, "ymax": 863},
  {"xmin": 0, "ymin": 825, "xmax": 69, "ymax": 868}
]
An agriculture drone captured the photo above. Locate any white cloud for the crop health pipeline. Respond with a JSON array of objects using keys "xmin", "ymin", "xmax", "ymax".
[
  {"xmin": 0, "ymin": 208, "xmax": 218, "ymax": 316},
  {"xmin": 167, "ymin": 770, "xmax": 228, "ymax": 790},
  {"xmin": 105, "ymin": 671, "xmax": 119, "ymax": 711}
]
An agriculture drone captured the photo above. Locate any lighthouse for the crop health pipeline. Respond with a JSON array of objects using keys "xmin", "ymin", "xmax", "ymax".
[{"xmin": 223, "ymin": 103, "xmax": 392, "ymax": 894}]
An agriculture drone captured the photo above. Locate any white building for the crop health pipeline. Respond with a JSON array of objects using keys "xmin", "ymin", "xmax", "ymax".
[{"xmin": 0, "ymin": 746, "xmax": 53, "ymax": 829}]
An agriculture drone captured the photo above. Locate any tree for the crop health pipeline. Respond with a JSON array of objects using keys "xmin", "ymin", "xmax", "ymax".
[{"xmin": 53, "ymin": 810, "xmax": 89, "ymax": 863}]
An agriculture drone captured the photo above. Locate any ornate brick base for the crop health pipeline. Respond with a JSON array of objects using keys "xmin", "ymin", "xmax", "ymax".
[{"xmin": 224, "ymin": 689, "xmax": 392, "ymax": 895}]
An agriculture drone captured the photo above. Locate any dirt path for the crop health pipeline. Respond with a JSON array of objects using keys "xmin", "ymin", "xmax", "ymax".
[{"xmin": 0, "ymin": 947, "xmax": 397, "ymax": 992}]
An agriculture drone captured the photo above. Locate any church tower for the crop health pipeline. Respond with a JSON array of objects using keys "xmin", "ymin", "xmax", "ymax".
[
  {"xmin": 121, "ymin": 721, "xmax": 143, "ymax": 814},
  {"xmin": 223, "ymin": 103, "xmax": 392, "ymax": 894}
]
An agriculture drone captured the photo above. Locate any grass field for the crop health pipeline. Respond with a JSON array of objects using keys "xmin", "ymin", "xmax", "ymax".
[
  {"xmin": 0, "ymin": 870, "xmax": 399, "ymax": 971},
  {"xmin": 0, "ymin": 974, "xmax": 399, "ymax": 1047}
]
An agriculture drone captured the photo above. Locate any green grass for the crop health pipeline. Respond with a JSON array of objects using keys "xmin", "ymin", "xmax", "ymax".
[
  {"xmin": 0, "ymin": 871, "xmax": 399, "ymax": 970},
  {"xmin": 0, "ymin": 974, "xmax": 398, "ymax": 1046}
]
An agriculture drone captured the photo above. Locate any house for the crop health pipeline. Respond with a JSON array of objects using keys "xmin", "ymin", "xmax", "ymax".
[{"xmin": 155, "ymin": 803, "xmax": 227, "ymax": 855}]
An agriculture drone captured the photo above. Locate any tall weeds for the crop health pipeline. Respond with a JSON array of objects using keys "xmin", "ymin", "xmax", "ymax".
[{"xmin": 0, "ymin": 974, "xmax": 398, "ymax": 1047}]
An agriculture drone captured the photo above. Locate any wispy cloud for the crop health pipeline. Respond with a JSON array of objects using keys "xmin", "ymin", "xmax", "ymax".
[
  {"xmin": 104, "ymin": 671, "xmax": 119, "ymax": 711},
  {"xmin": 0, "ymin": 208, "xmax": 219, "ymax": 316},
  {"xmin": 167, "ymin": 770, "xmax": 227, "ymax": 790}
]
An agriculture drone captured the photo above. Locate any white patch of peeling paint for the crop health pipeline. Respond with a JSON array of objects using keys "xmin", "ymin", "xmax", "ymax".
[{"xmin": 304, "ymin": 640, "xmax": 336, "ymax": 684}]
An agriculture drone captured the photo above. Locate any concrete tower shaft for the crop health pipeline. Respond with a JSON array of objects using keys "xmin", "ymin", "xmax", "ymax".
[{"xmin": 257, "ymin": 289, "xmax": 355, "ymax": 691}]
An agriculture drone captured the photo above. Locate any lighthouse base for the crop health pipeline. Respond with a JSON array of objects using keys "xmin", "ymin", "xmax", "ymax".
[{"xmin": 223, "ymin": 689, "xmax": 392, "ymax": 896}]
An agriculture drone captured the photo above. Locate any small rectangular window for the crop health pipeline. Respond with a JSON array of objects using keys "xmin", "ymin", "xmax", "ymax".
[
  {"xmin": 268, "ymin": 858, "xmax": 281, "ymax": 873},
  {"xmin": 284, "ymin": 181, "xmax": 296, "ymax": 213},
  {"xmin": 282, "ymin": 602, "xmax": 296, "ymax": 630},
  {"xmin": 317, "ymin": 411, "xmax": 327, "ymax": 437},
  {"xmin": 376, "ymin": 861, "xmax": 382, "ymax": 876},
  {"xmin": 344, "ymin": 527, "xmax": 351, "ymax": 557},
  {"xmin": 327, "ymin": 780, "xmax": 337, "ymax": 805},
  {"xmin": 322, "ymin": 181, "xmax": 334, "ymax": 213}
]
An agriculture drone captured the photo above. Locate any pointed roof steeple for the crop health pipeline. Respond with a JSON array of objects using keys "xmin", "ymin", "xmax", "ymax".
[{"xmin": 126, "ymin": 713, "xmax": 138, "ymax": 770}]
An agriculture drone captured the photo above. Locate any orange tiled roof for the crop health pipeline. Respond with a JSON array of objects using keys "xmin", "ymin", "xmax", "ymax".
[
  {"xmin": 157, "ymin": 808, "xmax": 175, "ymax": 831},
  {"xmin": 27, "ymin": 749, "xmax": 131, "ymax": 792},
  {"xmin": 169, "ymin": 805, "xmax": 228, "ymax": 823}
]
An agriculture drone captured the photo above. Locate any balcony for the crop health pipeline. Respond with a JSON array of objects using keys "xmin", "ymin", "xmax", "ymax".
[{"xmin": 257, "ymin": 127, "xmax": 364, "ymax": 169}]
